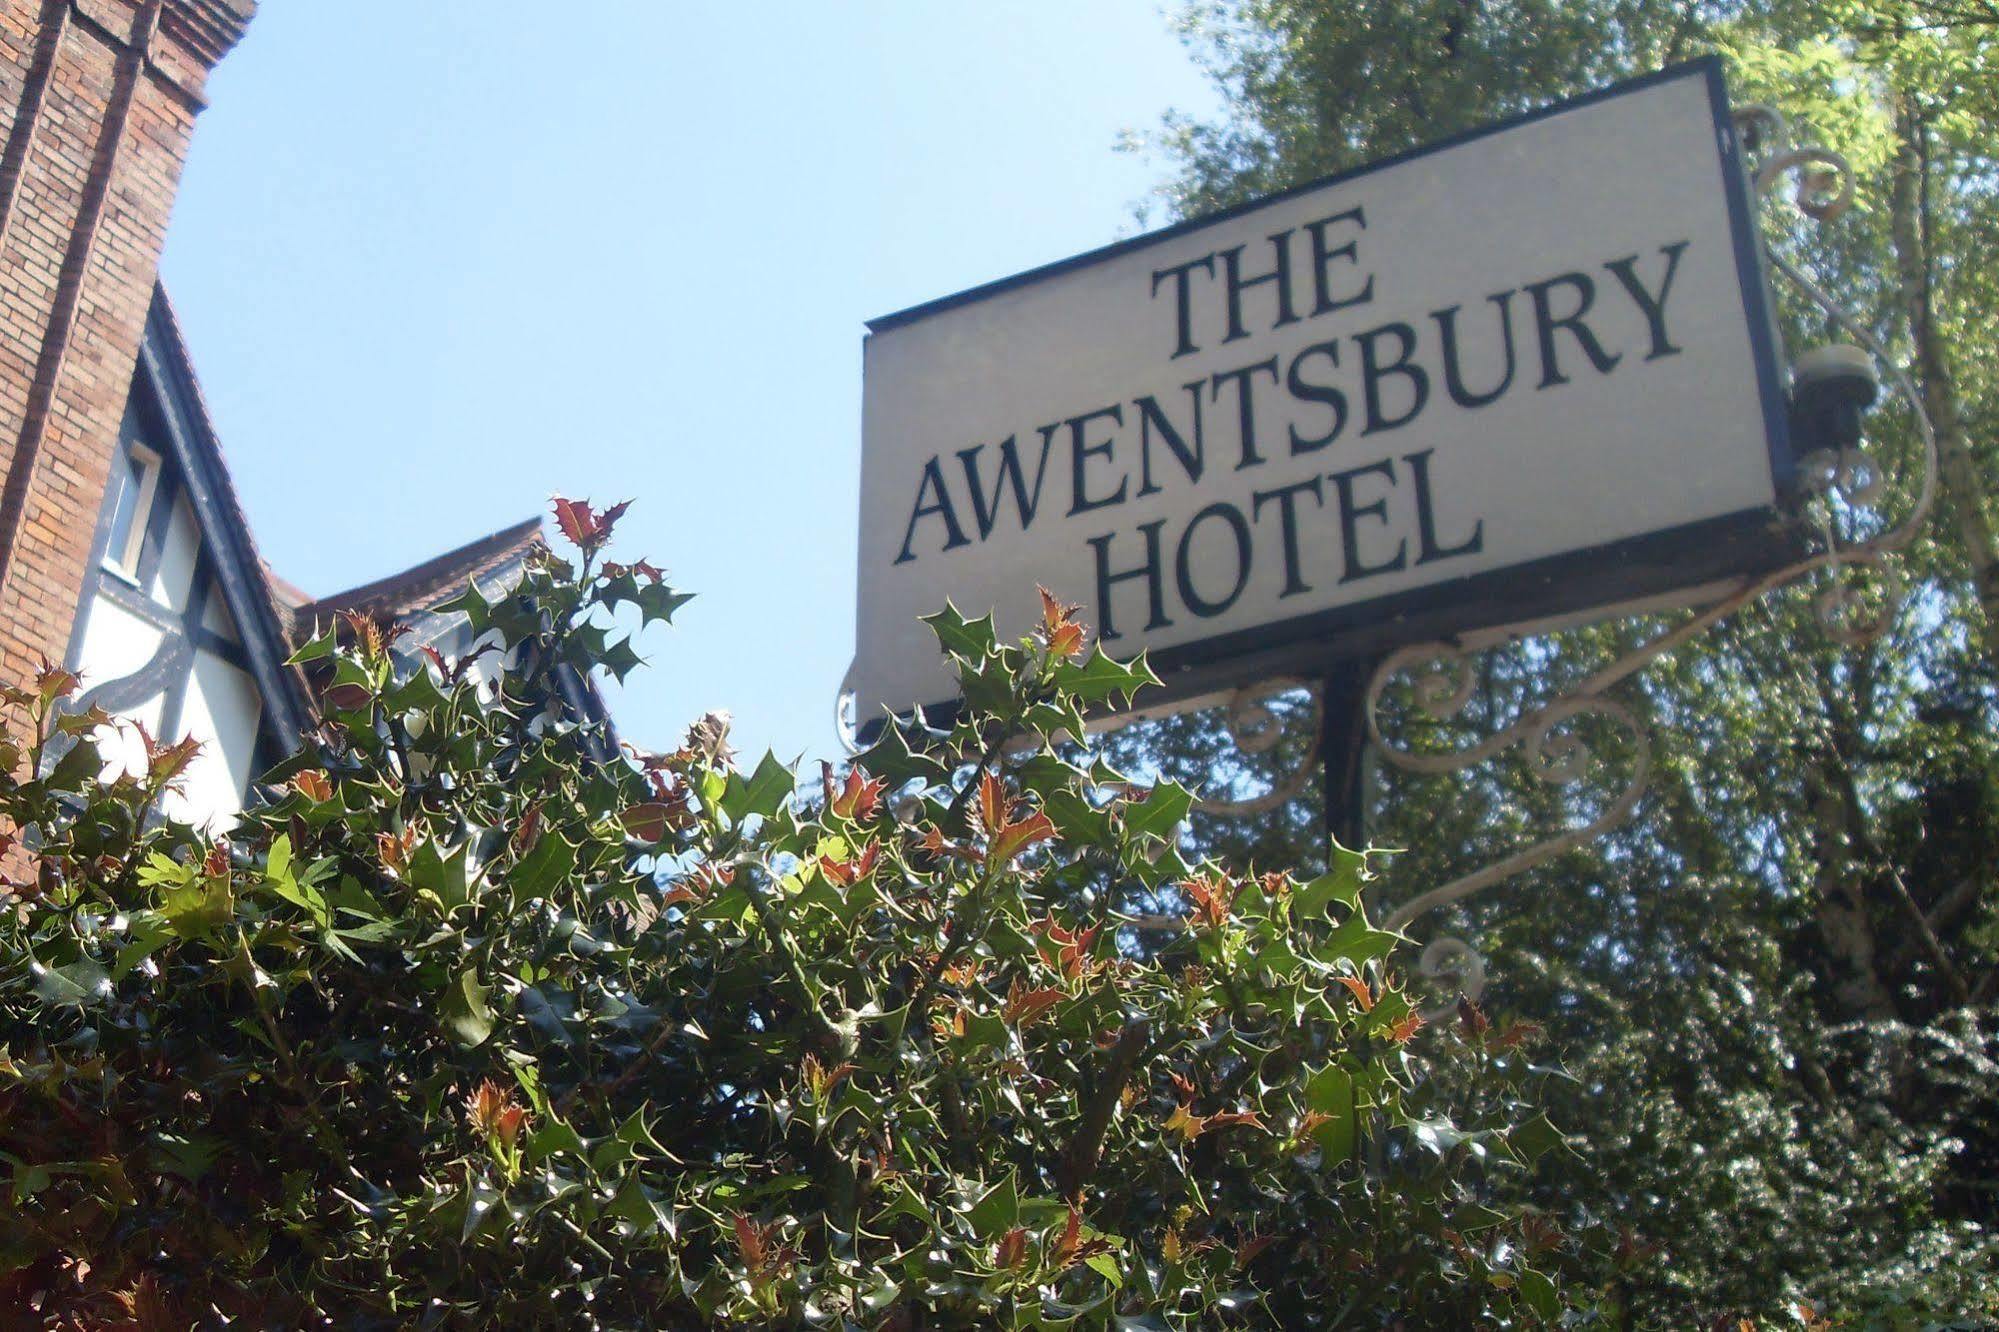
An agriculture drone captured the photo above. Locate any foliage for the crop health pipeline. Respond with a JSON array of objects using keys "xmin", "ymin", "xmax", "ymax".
[
  {"xmin": 1114, "ymin": 1, "xmax": 1999, "ymax": 1325},
  {"xmin": 1, "ymin": 503, "xmax": 1605, "ymax": 1328}
]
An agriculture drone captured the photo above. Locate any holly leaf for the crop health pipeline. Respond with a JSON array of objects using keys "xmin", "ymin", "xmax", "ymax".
[
  {"xmin": 441, "ymin": 968, "xmax": 495, "ymax": 1047},
  {"xmin": 1122, "ymin": 782, "xmax": 1193, "ymax": 844},
  {"xmin": 722, "ymin": 752, "xmax": 795, "ymax": 824},
  {"xmin": 921, "ymin": 604, "xmax": 998, "ymax": 661},
  {"xmin": 1051, "ymin": 645, "xmax": 1159, "ymax": 706},
  {"xmin": 1295, "ymin": 841, "xmax": 1367, "ymax": 916}
]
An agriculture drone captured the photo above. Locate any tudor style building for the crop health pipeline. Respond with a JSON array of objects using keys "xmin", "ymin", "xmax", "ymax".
[
  {"xmin": 66, "ymin": 290, "xmax": 553, "ymax": 829},
  {"xmin": 0, "ymin": 1, "xmax": 566, "ymax": 830}
]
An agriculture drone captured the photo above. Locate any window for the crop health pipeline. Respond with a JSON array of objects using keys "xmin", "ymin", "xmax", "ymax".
[{"xmin": 103, "ymin": 443, "xmax": 161, "ymax": 580}]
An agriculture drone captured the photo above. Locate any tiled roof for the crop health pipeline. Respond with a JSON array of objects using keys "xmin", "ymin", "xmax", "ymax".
[{"xmin": 291, "ymin": 517, "xmax": 543, "ymax": 633}]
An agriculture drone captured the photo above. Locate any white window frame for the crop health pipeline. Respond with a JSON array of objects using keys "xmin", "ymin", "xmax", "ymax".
[{"xmin": 103, "ymin": 442, "xmax": 162, "ymax": 582}]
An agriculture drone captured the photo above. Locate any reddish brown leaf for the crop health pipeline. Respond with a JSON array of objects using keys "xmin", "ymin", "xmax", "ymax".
[
  {"xmin": 818, "ymin": 841, "xmax": 880, "ymax": 888},
  {"xmin": 1048, "ymin": 1203, "xmax": 1109, "ymax": 1267},
  {"xmin": 1036, "ymin": 918, "xmax": 1103, "ymax": 980},
  {"xmin": 1458, "ymin": 995, "xmax": 1491, "ymax": 1040},
  {"xmin": 292, "ymin": 769, "xmax": 333, "ymax": 803},
  {"xmin": 1037, "ymin": 585, "xmax": 1087, "ymax": 659},
  {"xmin": 1038, "ymin": 586, "xmax": 1085, "ymax": 648},
  {"xmin": 801, "ymin": 1053, "xmax": 858, "ymax": 1099},
  {"xmin": 1336, "ymin": 973, "xmax": 1376, "ymax": 1013},
  {"xmin": 145, "ymin": 733, "xmax": 203, "ymax": 787},
  {"xmin": 974, "ymin": 771, "xmax": 1008, "ymax": 840},
  {"xmin": 323, "ymin": 681, "xmax": 374, "ymax": 712},
  {"xmin": 464, "ymin": 1079, "xmax": 528, "ymax": 1148},
  {"xmin": 607, "ymin": 558, "xmax": 668, "ymax": 585},
  {"xmin": 1235, "ymin": 1232, "xmax": 1279, "ymax": 1269},
  {"xmin": 732, "ymin": 1212, "xmax": 766, "ymax": 1273},
  {"xmin": 620, "ymin": 802, "xmax": 672, "ymax": 844},
  {"xmin": 1001, "ymin": 979, "xmax": 1066, "ymax": 1030},
  {"xmin": 552, "ymin": 496, "xmax": 602, "ymax": 548},
  {"xmin": 34, "ymin": 658, "xmax": 78, "ymax": 704},
  {"xmin": 1204, "ymin": 1109, "xmax": 1266, "ymax": 1133},
  {"xmin": 1182, "ymin": 872, "xmax": 1235, "ymax": 931},
  {"xmin": 1385, "ymin": 1012, "xmax": 1426, "ymax": 1044},
  {"xmin": 511, "ymin": 802, "xmax": 543, "ymax": 859},
  {"xmin": 941, "ymin": 957, "xmax": 984, "ymax": 988},
  {"xmin": 994, "ymin": 1226, "xmax": 1029, "ymax": 1272},
  {"xmin": 659, "ymin": 882, "xmax": 702, "ymax": 910},
  {"xmin": 989, "ymin": 809, "xmax": 1057, "ymax": 865}
]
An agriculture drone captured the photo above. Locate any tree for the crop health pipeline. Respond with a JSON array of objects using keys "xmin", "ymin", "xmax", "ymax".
[
  {"xmin": 0, "ymin": 501, "xmax": 1601, "ymax": 1328},
  {"xmin": 1110, "ymin": 1, "xmax": 1999, "ymax": 1322}
]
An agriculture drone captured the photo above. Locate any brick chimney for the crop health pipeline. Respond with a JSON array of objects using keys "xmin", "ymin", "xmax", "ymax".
[{"xmin": 0, "ymin": 0, "xmax": 254, "ymax": 696}]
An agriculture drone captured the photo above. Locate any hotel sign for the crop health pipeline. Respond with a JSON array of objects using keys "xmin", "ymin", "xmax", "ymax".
[{"xmin": 848, "ymin": 59, "xmax": 1793, "ymax": 732}]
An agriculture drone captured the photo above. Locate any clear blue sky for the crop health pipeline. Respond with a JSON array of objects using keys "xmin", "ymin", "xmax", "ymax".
[{"xmin": 161, "ymin": 2, "xmax": 1221, "ymax": 766}]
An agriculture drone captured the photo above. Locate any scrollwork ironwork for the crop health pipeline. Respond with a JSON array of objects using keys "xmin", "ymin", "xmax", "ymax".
[
  {"xmin": 1369, "ymin": 105, "xmax": 1938, "ymax": 1015},
  {"xmin": 1189, "ymin": 677, "xmax": 1323, "ymax": 817}
]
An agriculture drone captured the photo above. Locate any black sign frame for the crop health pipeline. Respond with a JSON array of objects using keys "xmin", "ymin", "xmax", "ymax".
[{"xmin": 855, "ymin": 57, "xmax": 1800, "ymax": 741}]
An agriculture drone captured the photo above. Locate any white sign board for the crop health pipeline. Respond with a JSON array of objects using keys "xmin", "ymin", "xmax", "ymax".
[{"xmin": 849, "ymin": 59, "xmax": 1792, "ymax": 731}]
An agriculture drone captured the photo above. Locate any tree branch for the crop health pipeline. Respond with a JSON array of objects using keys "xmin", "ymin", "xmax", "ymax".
[{"xmin": 1058, "ymin": 1017, "xmax": 1150, "ymax": 1198}]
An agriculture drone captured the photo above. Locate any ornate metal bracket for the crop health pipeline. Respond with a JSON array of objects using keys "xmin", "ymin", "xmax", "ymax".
[{"xmin": 1368, "ymin": 109, "xmax": 1937, "ymax": 1014}]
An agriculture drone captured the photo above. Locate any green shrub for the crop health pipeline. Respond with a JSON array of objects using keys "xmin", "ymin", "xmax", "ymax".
[{"xmin": 0, "ymin": 501, "xmax": 1600, "ymax": 1328}]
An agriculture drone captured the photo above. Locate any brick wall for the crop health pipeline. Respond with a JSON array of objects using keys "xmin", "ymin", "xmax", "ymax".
[{"xmin": 0, "ymin": 0, "xmax": 252, "ymax": 699}]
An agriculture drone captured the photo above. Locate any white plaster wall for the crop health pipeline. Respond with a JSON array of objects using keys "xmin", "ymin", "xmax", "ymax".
[
  {"xmin": 72, "ymin": 597, "xmax": 167, "ymax": 782},
  {"xmin": 148, "ymin": 497, "xmax": 200, "ymax": 611},
  {"xmin": 74, "ymin": 597, "xmax": 163, "ymax": 689},
  {"xmin": 163, "ymin": 649, "xmax": 263, "ymax": 833},
  {"xmin": 202, "ymin": 590, "xmax": 240, "ymax": 642}
]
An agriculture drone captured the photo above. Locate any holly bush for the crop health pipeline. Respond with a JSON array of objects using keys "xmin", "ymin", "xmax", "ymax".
[{"xmin": 0, "ymin": 501, "xmax": 1606, "ymax": 1328}]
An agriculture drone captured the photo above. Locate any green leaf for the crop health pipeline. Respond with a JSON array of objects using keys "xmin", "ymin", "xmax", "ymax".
[
  {"xmin": 284, "ymin": 626, "xmax": 338, "ymax": 665},
  {"xmin": 45, "ymin": 735, "xmax": 101, "ymax": 793},
  {"xmin": 526, "ymin": 1118, "xmax": 587, "ymax": 1167},
  {"xmin": 597, "ymin": 635, "xmax": 645, "ymax": 683},
  {"xmin": 1051, "ymin": 644, "xmax": 1158, "ymax": 705},
  {"xmin": 1305, "ymin": 1064, "xmax": 1356, "ymax": 1164},
  {"xmin": 591, "ymin": 1110, "xmax": 667, "ymax": 1172},
  {"xmin": 1320, "ymin": 903, "xmax": 1398, "ymax": 967},
  {"xmin": 330, "ymin": 875, "xmax": 389, "ymax": 923},
  {"xmin": 1122, "ymin": 781, "xmax": 1193, "ymax": 843},
  {"xmin": 921, "ymin": 603, "xmax": 998, "ymax": 661},
  {"xmin": 509, "ymin": 831, "xmax": 576, "ymax": 902},
  {"xmin": 112, "ymin": 917, "xmax": 174, "ymax": 980},
  {"xmin": 605, "ymin": 1173, "xmax": 667, "ymax": 1234},
  {"xmin": 856, "ymin": 720, "xmax": 947, "ymax": 789},
  {"xmin": 722, "ymin": 751, "xmax": 795, "ymax": 824},
  {"xmin": 634, "ymin": 582, "xmax": 693, "ymax": 627},
  {"xmin": 33, "ymin": 958, "xmax": 110, "ymax": 1008},
  {"xmin": 1507, "ymin": 1111, "xmax": 1568, "ymax": 1165},
  {"xmin": 432, "ymin": 580, "xmax": 494, "ymax": 637},
  {"xmin": 967, "ymin": 1171, "xmax": 1019, "ymax": 1240},
  {"xmin": 161, "ymin": 871, "xmax": 235, "ymax": 940},
  {"xmin": 1520, "ymin": 1267, "xmax": 1559, "ymax": 1319},
  {"xmin": 440, "ymin": 968, "xmax": 495, "ymax": 1047},
  {"xmin": 412, "ymin": 837, "xmax": 474, "ymax": 911},
  {"xmin": 149, "ymin": 1132, "xmax": 222, "ymax": 1183},
  {"xmin": 1295, "ymin": 841, "xmax": 1367, "ymax": 916},
  {"xmin": 264, "ymin": 834, "xmax": 329, "ymax": 926}
]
